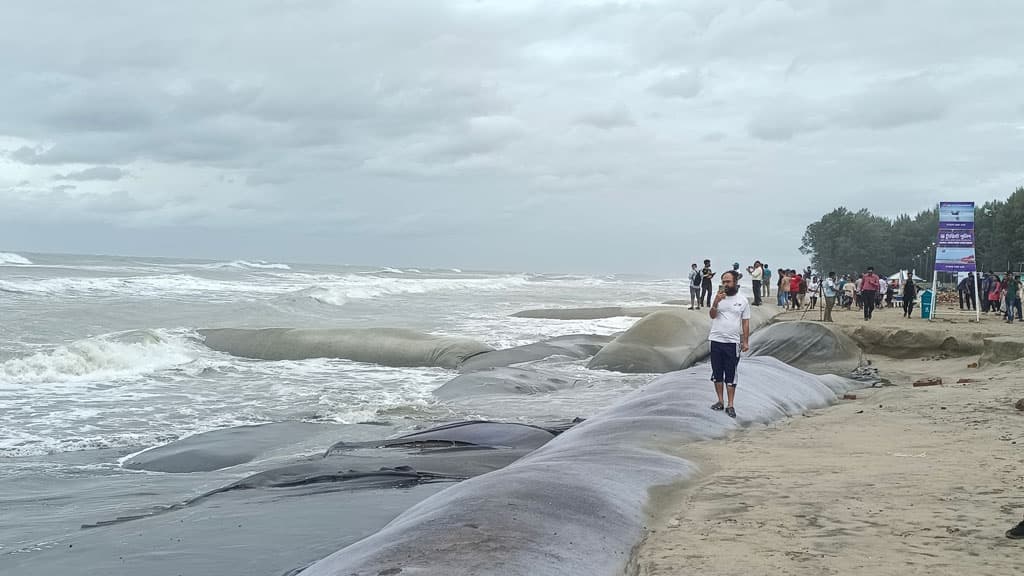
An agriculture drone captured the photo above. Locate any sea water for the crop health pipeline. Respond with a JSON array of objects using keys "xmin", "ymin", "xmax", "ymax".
[{"xmin": 0, "ymin": 251, "xmax": 678, "ymax": 575}]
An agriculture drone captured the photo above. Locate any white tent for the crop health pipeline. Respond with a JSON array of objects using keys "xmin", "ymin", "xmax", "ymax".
[{"xmin": 888, "ymin": 270, "xmax": 925, "ymax": 282}]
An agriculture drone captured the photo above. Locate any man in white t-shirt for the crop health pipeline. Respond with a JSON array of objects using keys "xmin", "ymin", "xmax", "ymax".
[{"xmin": 708, "ymin": 270, "xmax": 751, "ymax": 419}]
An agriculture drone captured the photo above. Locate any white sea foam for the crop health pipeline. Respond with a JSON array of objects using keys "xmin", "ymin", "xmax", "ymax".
[
  {"xmin": 451, "ymin": 313, "xmax": 639, "ymax": 349},
  {"xmin": 0, "ymin": 350, "xmax": 450, "ymax": 457},
  {"xmin": 0, "ymin": 274, "xmax": 300, "ymax": 299},
  {"xmin": 302, "ymin": 274, "xmax": 531, "ymax": 305},
  {"xmin": 0, "ymin": 330, "xmax": 206, "ymax": 386},
  {"xmin": 0, "ymin": 252, "xmax": 32, "ymax": 265},
  {"xmin": 203, "ymin": 260, "xmax": 292, "ymax": 270}
]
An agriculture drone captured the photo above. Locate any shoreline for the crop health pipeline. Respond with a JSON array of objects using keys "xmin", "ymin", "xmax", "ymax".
[{"xmin": 633, "ymin": 305, "xmax": 1024, "ymax": 575}]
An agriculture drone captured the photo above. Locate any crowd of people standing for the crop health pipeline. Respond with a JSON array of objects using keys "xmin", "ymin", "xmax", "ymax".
[
  {"xmin": 687, "ymin": 261, "xmax": 928, "ymax": 322},
  {"xmin": 687, "ymin": 260, "xmax": 1024, "ymax": 323},
  {"xmin": 972, "ymin": 271, "xmax": 1024, "ymax": 323}
]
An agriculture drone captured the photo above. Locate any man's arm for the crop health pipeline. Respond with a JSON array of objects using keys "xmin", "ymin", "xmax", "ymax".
[
  {"xmin": 709, "ymin": 291, "xmax": 726, "ymax": 319},
  {"xmin": 741, "ymin": 318, "xmax": 750, "ymax": 352}
]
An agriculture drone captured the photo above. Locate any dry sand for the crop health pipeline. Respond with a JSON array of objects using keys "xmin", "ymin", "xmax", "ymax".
[{"xmin": 633, "ymin": 302, "xmax": 1024, "ymax": 576}]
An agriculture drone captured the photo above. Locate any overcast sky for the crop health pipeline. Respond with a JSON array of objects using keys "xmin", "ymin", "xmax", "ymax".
[{"xmin": 1, "ymin": 0, "xmax": 1022, "ymax": 274}]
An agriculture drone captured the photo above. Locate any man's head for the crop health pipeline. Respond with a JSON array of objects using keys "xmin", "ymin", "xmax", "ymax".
[
  {"xmin": 829, "ymin": 271, "xmax": 836, "ymax": 279},
  {"xmin": 721, "ymin": 270, "xmax": 740, "ymax": 296},
  {"xmin": 704, "ymin": 259, "xmax": 711, "ymax": 266},
  {"xmin": 867, "ymin": 266, "xmax": 874, "ymax": 273},
  {"xmin": 754, "ymin": 260, "xmax": 762, "ymax": 267},
  {"xmin": 691, "ymin": 263, "xmax": 698, "ymax": 270}
]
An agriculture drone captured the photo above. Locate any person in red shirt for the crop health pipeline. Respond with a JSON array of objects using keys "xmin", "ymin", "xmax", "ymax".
[
  {"xmin": 988, "ymin": 278, "xmax": 1002, "ymax": 313},
  {"xmin": 789, "ymin": 272, "xmax": 802, "ymax": 310},
  {"xmin": 860, "ymin": 267, "xmax": 881, "ymax": 320}
]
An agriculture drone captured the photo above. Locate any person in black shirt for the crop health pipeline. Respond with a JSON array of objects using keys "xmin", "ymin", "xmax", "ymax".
[
  {"xmin": 700, "ymin": 259, "xmax": 715, "ymax": 308},
  {"xmin": 902, "ymin": 279, "xmax": 918, "ymax": 318}
]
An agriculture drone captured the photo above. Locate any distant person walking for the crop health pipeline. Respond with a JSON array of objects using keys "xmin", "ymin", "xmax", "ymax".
[
  {"xmin": 688, "ymin": 263, "xmax": 702, "ymax": 310},
  {"xmin": 1015, "ymin": 275, "xmax": 1023, "ymax": 321},
  {"xmin": 700, "ymin": 259, "xmax": 715, "ymax": 308},
  {"xmin": 1004, "ymin": 274, "xmax": 1020, "ymax": 324},
  {"xmin": 777, "ymin": 268, "xmax": 788, "ymax": 307},
  {"xmin": 981, "ymin": 271, "xmax": 994, "ymax": 313},
  {"xmin": 708, "ymin": 270, "xmax": 750, "ymax": 419},
  {"xmin": 808, "ymin": 276, "xmax": 820, "ymax": 310},
  {"xmin": 902, "ymin": 278, "xmax": 918, "ymax": 318},
  {"xmin": 843, "ymin": 276, "xmax": 855, "ymax": 310},
  {"xmin": 988, "ymin": 276, "xmax": 1002, "ymax": 313},
  {"xmin": 762, "ymin": 264, "xmax": 771, "ymax": 298},
  {"xmin": 956, "ymin": 274, "xmax": 972, "ymax": 310},
  {"xmin": 860, "ymin": 267, "xmax": 881, "ymax": 320},
  {"xmin": 823, "ymin": 272, "xmax": 837, "ymax": 322},
  {"xmin": 750, "ymin": 260, "xmax": 764, "ymax": 306}
]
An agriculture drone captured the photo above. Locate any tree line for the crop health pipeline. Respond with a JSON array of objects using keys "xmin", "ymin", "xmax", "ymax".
[{"xmin": 800, "ymin": 186, "xmax": 1024, "ymax": 277}]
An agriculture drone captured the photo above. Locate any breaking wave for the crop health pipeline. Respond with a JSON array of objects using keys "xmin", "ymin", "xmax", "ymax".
[
  {"xmin": 0, "ymin": 252, "xmax": 32, "ymax": 265},
  {"xmin": 203, "ymin": 260, "xmax": 292, "ymax": 270},
  {"xmin": 300, "ymin": 275, "xmax": 532, "ymax": 306},
  {"xmin": 0, "ymin": 329, "xmax": 206, "ymax": 386}
]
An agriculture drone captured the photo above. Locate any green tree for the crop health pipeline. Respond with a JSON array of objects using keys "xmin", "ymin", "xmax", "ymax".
[{"xmin": 801, "ymin": 187, "xmax": 1024, "ymax": 277}]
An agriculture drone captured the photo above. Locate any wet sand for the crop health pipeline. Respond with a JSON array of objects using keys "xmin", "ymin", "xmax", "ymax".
[{"xmin": 634, "ymin": 302, "xmax": 1024, "ymax": 576}]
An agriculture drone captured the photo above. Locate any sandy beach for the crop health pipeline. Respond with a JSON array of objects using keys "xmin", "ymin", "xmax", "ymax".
[{"xmin": 635, "ymin": 302, "xmax": 1024, "ymax": 575}]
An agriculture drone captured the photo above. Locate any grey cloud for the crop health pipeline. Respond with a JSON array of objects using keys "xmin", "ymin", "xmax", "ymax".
[
  {"xmin": 245, "ymin": 171, "xmax": 293, "ymax": 187},
  {"xmin": 0, "ymin": 0, "xmax": 1022, "ymax": 273},
  {"xmin": 574, "ymin": 104, "xmax": 635, "ymax": 130},
  {"xmin": 54, "ymin": 166, "xmax": 127, "ymax": 181},
  {"xmin": 747, "ymin": 96, "xmax": 823, "ymax": 141},
  {"xmin": 834, "ymin": 77, "xmax": 948, "ymax": 130},
  {"xmin": 648, "ymin": 71, "xmax": 702, "ymax": 99},
  {"xmin": 422, "ymin": 115, "xmax": 526, "ymax": 161},
  {"xmin": 9, "ymin": 146, "xmax": 47, "ymax": 164},
  {"xmin": 44, "ymin": 95, "xmax": 156, "ymax": 133}
]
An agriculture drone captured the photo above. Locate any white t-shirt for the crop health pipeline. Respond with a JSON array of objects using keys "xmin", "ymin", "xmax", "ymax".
[
  {"xmin": 751, "ymin": 266, "xmax": 763, "ymax": 281},
  {"xmin": 824, "ymin": 278, "xmax": 837, "ymax": 297},
  {"xmin": 709, "ymin": 294, "xmax": 751, "ymax": 344}
]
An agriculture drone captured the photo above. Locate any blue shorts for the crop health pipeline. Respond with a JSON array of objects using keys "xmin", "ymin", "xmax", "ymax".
[{"xmin": 710, "ymin": 340, "xmax": 740, "ymax": 386}]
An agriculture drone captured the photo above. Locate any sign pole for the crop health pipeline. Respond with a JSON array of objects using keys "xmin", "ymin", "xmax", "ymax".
[
  {"xmin": 929, "ymin": 269, "xmax": 938, "ymax": 320},
  {"xmin": 973, "ymin": 273, "xmax": 982, "ymax": 322}
]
